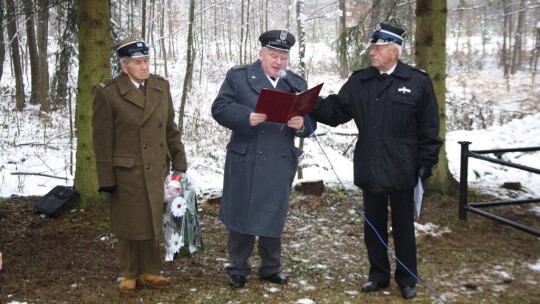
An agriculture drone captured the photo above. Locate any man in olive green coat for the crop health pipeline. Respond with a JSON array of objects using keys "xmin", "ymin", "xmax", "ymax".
[{"xmin": 92, "ymin": 37, "xmax": 187, "ymax": 293}]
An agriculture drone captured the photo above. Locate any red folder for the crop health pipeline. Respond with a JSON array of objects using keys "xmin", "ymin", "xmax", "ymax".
[{"xmin": 254, "ymin": 83, "xmax": 324, "ymax": 124}]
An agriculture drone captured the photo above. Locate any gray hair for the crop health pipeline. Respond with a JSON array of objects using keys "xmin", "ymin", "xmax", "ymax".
[
  {"xmin": 119, "ymin": 56, "xmax": 130, "ymax": 67},
  {"xmin": 390, "ymin": 43, "xmax": 403, "ymax": 58}
]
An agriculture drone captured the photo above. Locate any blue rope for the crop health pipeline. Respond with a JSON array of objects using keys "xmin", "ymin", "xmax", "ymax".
[{"xmin": 304, "ymin": 122, "xmax": 449, "ymax": 304}]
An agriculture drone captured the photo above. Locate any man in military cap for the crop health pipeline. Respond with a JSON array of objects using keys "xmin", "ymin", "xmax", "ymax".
[
  {"xmin": 92, "ymin": 36, "xmax": 188, "ymax": 293},
  {"xmin": 309, "ymin": 22, "xmax": 442, "ymax": 299},
  {"xmin": 211, "ymin": 30, "xmax": 316, "ymax": 288}
]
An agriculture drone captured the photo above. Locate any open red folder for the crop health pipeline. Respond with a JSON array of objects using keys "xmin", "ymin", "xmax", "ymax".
[{"xmin": 254, "ymin": 83, "xmax": 324, "ymax": 124}]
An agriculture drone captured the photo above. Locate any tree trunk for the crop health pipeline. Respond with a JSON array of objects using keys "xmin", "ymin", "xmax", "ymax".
[
  {"xmin": 142, "ymin": 0, "xmax": 147, "ymax": 41},
  {"xmin": 415, "ymin": 0, "xmax": 456, "ymax": 195},
  {"xmin": 37, "ymin": 0, "xmax": 50, "ymax": 112},
  {"xmin": 75, "ymin": 0, "xmax": 111, "ymax": 207},
  {"xmin": 52, "ymin": 0, "xmax": 77, "ymax": 108},
  {"xmin": 511, "ymin": 0, "xmax": 526, "ymax": 74},
  {"xmin": 6, "ymin": 0, "xmax": 25, "ymax": 111},
  {"xmin": 24, "ymin": 0, "xmax": 41, "ymax": 106},
  {"xmin": 338, "ymin": 0, "xmax": 348, "ymax": 78},
  {"xmin": 160, "ymin": 0, "xmax": 168, "ymax": 77},
  {"xmin": 296, "ymin": 0, "xmax": 306, "ymax": 180},
  {"xmin": 240, "ymin": 0, "xmax": 244, "ymax": 64},
  {"xmin": 0, "ymin": 0, "xmax": 5, "ymax": 82},
  {"xmin": 178, "ymin": 0, "xmax": 195, "ymax": 140},
  {"xmin": 502, "ymin": 0, "xmax": 511, "ymax": 77}
]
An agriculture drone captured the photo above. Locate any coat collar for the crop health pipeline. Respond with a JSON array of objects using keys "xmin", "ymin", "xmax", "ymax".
[
  {"xmin": 246, "ymin": 60, "xmax": 269, "ymax": 94},
  {"xmin": 116, "ymin": 73, "xmax": 164, "ymax": 123},
  {"xmin": 358, "ymin": 60, "xmax": 412, "ymax": 80},
  {"xmin": 246, "ymin": 60, "xmax": 297, "ymax": 94}
]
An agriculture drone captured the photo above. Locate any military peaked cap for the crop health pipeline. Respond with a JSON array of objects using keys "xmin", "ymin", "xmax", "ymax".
[{"xmin": 259, "ymin": 30, "xmax": 296, "ymax": 52}]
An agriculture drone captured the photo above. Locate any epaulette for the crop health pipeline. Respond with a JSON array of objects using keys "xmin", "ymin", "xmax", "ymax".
[
  {"xmin": 153, "ymin": 74, "xmax": 167, "ymax": 81},
  {"xmin": 151, "ymin": 74, "xmax": 169, "ymax": 84},
  {"xmin": 412, "ymin": 67, "xmax": 428, "ymax": 75},
  {"xmin": 231, "ymin": 64, "xmax": 248, "ymax": 71},
  {"xmin": 98, "ymin": 78, "xmax": 116, "ymax": 88},
  {"xmin": 286, "ymin": 69, "xmax": 304, "ymax": 79}
]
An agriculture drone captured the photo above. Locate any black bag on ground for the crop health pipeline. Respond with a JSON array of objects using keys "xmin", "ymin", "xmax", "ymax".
[{"xmin": 34, "ymin": 186, "xmax": 80, "ymax": 218}]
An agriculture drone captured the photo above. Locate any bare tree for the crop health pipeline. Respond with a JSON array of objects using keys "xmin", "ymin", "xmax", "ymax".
[
  {"xmin": 178, "ymin": 0, "xmax": 195, "ymax": 139},
  {"xmin": 338, "ymin": 0, "xmax": 348, "ymax": 78},
  {"xmin": 0, "ymin": 0, "xmax": 6, "ymax": 83},
  {"xmin": 296, "ymin": 0, "xmax": 306, "ymax": 180},
  {"xmin": 52, "ymin": 0, "xmax": 77, "ymax": 108},
  {"xmin": 6, "ymin": 0, "xmax": 25, "ymax": 111},
  {"xmin": 37, "ymin": 0, "xmax": 50, "ymax": 112},
  {"xmin": 502, "ymin": 0, "xmax": 512, "ymax": 78},
  {"xmin": 511, "ymin": 0, "xmax": 526, "ymax": 74},
  {"xmin": 24, "ymin": 0, "xmax": 41, "ymax": 106}
]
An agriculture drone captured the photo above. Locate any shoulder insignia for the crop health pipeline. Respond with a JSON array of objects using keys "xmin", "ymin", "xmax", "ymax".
[
  {"xmin": 351, "ymin": 67, "xmax": 369, "ymax": 75},
  {"xmin": 97, "ymin": 78, "xmax": 116, "ymax": 89},
  {"xmin": 232, "ymin": 64, "xmax": 248, "ymax": 71},
  {"xmin": 286, "ymin": 69, "xmax": 304, "ymax": 80},
  {"xmin": 412, "ymin": 67, "xmax": 428, "ymax": 75},
  {"xmin": 153, "ymin": 74, "xmax": 166, "ymax": 80}
]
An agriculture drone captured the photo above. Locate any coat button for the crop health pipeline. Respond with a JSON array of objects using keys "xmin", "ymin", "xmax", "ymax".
[
  {"xmin": 141, "ymin": 124, "xmax": 145, "ymax": 128},
  {"xmin": 143, "ymin": 145, "xmax": 147, "ymax": 149},
  {"xmin": 146, "ymin": 166, "xmax": 150, "ymax": 170},
  {"xmin": 375, "ymin": 98, "xmax": 380, "ymax": 102},
  {"xmin": 281, "ymin": 153, "xmax": 286, "ymax": 158},
  {"xmin": 159, "ymin": 124, "xmax": 162, "ymax": 128},
  {"xmin": 258, "ymin": 151, "xmax": 263, "ymax": 155}
]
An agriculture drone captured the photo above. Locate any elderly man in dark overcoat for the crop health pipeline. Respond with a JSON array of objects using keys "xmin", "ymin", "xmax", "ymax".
[
  {"xmin": 92, "ymin": 36, "xmax": 188, "ymax": 293},
  {"xmin": 212, "ymin": 30, "xmax": 316, "ymax": 288},
  {"xmin": 309, "ymin": 23, "xmax": 442, "ymax": 300}
]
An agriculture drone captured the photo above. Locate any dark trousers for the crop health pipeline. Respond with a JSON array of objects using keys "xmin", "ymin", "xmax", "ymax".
[
  {"xmin": 226, "ymin": 228, "xmax": 281, "ymax": 278},
  {"xmin": 118, "ymin": 237, "xmax": 161, "ymax": 279},
  {"xmin": 363, "ymin": 188, "xmax": 417, "ymax": 287}
]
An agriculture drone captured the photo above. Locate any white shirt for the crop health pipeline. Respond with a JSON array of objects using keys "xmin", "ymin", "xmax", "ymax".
[
  {"xmin": 266, "ymin": 75, "xmax": 279, "ymax": 88},
  {"xmin": 380, "ymin": 63, "xmax": 397, "ymax": 75}
]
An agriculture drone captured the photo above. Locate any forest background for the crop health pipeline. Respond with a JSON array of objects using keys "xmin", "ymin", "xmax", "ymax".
[
  {"xmin": 1, "ymin": 0, "xmax": 538, "ymax": 205},
  {"xmin": 0, "ymin": 0, "xmax": 539, "ymax": 303}
]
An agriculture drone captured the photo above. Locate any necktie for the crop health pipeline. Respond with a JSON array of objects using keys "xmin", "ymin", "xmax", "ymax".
[
  {"xmin": 139, "ymin": 84, "xmax": 145, "ymax": 95},
  {"xmin": 270, "ymin": 77, "xmax": 276, "ymax": 81},
  {"xmin": 379, "ymin": 73, "xmax": 389, "ymax": 80}
]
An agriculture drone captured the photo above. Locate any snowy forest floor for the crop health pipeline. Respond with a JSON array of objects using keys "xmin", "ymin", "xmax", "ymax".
[{"xmin": 1, "ymin": 186, "xmax": 539, "ymax": 304}]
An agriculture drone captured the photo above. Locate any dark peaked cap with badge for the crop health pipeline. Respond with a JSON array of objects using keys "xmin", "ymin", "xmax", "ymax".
[
  {"xmin": 259, "ymin": 30, "xmax": 296, "ymax": 52},
  {"xmin": 370, "ymin": 22, "xmax": 406, "ymax": 46},
  {"xmin": 115, "ymin": 36, "xmax": 150, "ymax": 58}
]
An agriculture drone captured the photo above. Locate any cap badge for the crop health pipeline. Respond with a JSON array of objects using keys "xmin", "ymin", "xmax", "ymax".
[
  {"xmin": 279, "ymin": 30, "xmax": 288, "ymax": 41},
  {"xmin": 375, "ymin": 23, "xmax": 382, "ymax": 31}
]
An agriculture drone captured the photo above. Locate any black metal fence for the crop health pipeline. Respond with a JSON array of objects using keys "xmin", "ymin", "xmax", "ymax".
[{"xmin": 458, "ymin": 142, "xmax": 540, "ymax": 237}]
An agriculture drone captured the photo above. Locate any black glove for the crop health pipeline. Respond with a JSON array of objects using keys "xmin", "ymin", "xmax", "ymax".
[
  {"xmin": 98, "ymin": 185, "xmax": 117, "ymax": 194},
  {"xmin": 418, "ymin": 166, "xmax": 432, "ymax": 181}
]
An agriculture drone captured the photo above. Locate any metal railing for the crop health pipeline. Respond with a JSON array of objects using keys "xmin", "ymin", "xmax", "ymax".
[{"xmin": 458, "ymin": 141, "xmax": 540, "ymax": 237}]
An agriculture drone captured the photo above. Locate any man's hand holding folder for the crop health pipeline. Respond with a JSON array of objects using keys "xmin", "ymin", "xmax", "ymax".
[{"xmin": 254, "ymin": 83, "xmax": 324, "ymax": 124}]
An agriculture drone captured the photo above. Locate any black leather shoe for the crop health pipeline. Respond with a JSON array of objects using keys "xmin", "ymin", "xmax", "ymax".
[
  {"xmin": 262, "ymin": 272, "xmax": 288, "ymax": 284},
  {"xmin": 361, "ymin": 281, "xmax": 389, "ymax": 292},
  {"xmin": 228, "ymin": 275, "xmax": 246, "ymax": 288},
  {"xmin": 400, "ymin": 286, "xmax": 417, "ymax": 299}
]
